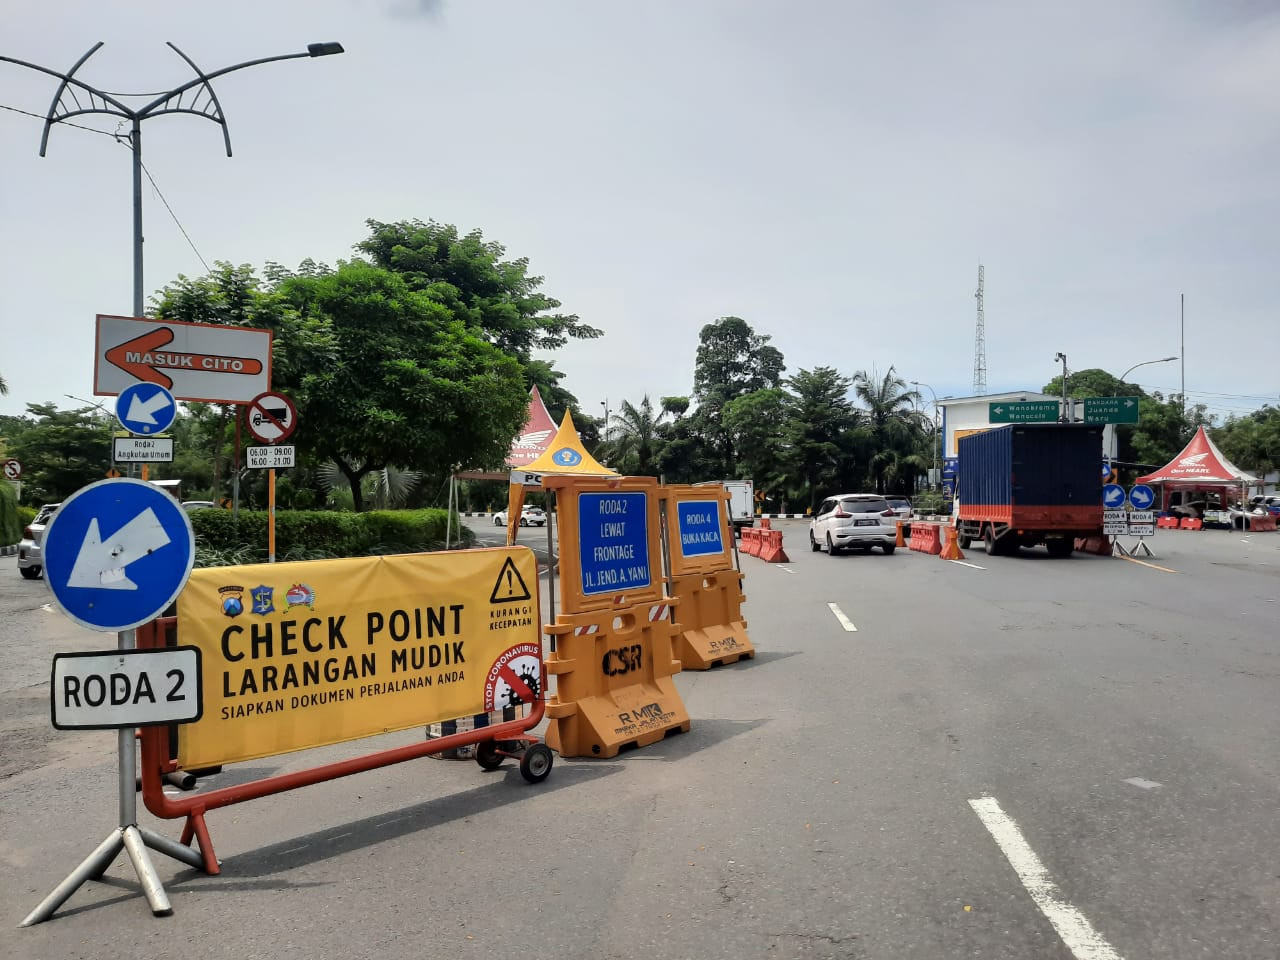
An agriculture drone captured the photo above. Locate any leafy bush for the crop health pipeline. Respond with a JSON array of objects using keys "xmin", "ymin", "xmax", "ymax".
[{"xmin": 189, "ymin": 507, "xmax": 473, "ymax": 567}]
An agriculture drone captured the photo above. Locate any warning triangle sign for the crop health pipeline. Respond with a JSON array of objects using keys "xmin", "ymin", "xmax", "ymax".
[{"xmin": 490, "ymin": 556, "xmax": 533, "ymax": 603}]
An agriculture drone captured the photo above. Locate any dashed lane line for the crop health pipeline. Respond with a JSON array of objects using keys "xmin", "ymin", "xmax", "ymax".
[
  {"xmin": 827, "ymin": 603, "xmax": 857, "ymax": 632},
  {"xmin": 774, "ymin": 565, "xmax": 795, "ymax": 574},
  {"xmin": 946, "ymin": 559, "xmax": 986, "ymax": 570},
  {"xmin": 969, "ymin": 796, "xmax": 1124, "ymax": 960}
]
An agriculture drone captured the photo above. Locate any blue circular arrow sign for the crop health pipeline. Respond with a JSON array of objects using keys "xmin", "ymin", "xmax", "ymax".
[
  {"xmin": 1128, "ymin": 484, "xmax": 1155, "ymax": 511},
  {"xmin": 1102, "ymin": 483, "xmax": 1126, "ymax": 508},
  {"xmin": 115, "ymin": 383, "xmax": 177, "ymax": 436},
  {"xmin": 42, "ymin": 478, "xmax": 194, "ymax": 632}
]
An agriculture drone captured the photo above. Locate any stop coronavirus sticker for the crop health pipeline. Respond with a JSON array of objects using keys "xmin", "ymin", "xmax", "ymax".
[{"xmin": 484, "ymin": 643, "xmax": 543, "ymax": 711}]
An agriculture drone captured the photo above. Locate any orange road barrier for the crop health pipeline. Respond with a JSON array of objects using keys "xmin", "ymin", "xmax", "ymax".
[
  {"xmin": 544, "ymin": 601, "xmax": 690, "ymax": 757},
  {"xmin": 667, "ymin": 571, "xmax": 753, "ymax": 668},
  {"xmin": 1247, "ymin": 515, "xmax": 1276, "ymax": 532},
  {"xmin": 758, "ymin": 528, "xmax": 790, "ymax": 563},
  {"xmin": 920, "ymin": 523, "xmax": 942, "ymax": 555},
  {"xmin": 660, "ymin": 484, "xmax": 755, "ymax": 670},
  {"xmin": 741, "ymin": 527, "xmax": 760, "ymax": 556},
  {"xmin": 1157, "ymin": 515, "xmax": 1179, "ymax": 529},
  {"xmin": 1179, "ymin": 517, "xmax": 1203, "ymax": 530},
  {"xmin": 939, "ymin": 525, "xmax": 965, "ymax": 561},
  {"xmin": 1074, "ymin": 534, "xmax": 1113, "ymax": 556},
  {"xmin": 895, "ymin": 521, "xmax": 907, "ymax": 548}
]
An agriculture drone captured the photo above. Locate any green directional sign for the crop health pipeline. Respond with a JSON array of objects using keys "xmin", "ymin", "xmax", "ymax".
[
  {"xmin": 1083, "ymin": 396, "xmax": 1140, "ymax": 424},
  {"xmin": 988, "ymin": 400, "xmax": 1060, "ymax": 423}
]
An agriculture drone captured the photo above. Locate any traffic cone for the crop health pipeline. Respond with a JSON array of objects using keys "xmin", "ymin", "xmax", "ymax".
[{"xmin": 895, "ymin": 521, "xmax": 907, "ymax": 548}]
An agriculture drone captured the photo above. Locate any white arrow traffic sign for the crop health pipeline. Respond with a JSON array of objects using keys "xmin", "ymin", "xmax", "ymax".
[
  {"xmin": 126, "ymin": 391, "xmax": 171, "ymax": 426},
  {"xmin": 66, "ymin": 508, "xmax": 171, "ymax": 591}
]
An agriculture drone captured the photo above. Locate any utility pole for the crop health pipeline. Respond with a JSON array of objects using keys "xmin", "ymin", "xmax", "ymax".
[
  {"xmin": 1054, "ymin": 352, "xmax": 1069, "ymax": 422},
  {"xmin": 909, "ymin": 380, "xmax": 939, "ymax": 490},
  {"xmin": 973, "ymin": 264, "xmax": 987, "ymax": 396}
]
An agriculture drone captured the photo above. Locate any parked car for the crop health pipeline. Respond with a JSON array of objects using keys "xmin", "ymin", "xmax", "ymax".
[
  {"xmin": 493, "ymin": 506, "xmax": 547, "ymax": 527},
  {"xmin": 182, "ymin": 500, "xmax": 216, "ymax": 514},
  {"xmin": 809, "ymin": 494, "xmax": 898, "ymax": 555},
  {"xmin": 1249, "ymin": 495, "xmax": 1280, "ymax": 517},
  {"xmin": 885, "ymin": 496, "xmax": 913, "ymax": 521},
  {"xmin": 17, "ymin": 502, "xmax": 60, "ymax": 580}
]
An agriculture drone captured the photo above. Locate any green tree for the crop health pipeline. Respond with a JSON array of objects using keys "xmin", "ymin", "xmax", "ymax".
[
  {"xmin": 357, "ymin": 219, "xmax": 602, "ymax": 361},
  {"xmin": 723, "ymin": 388, "xmax": 791, "ymax": 499},
  {"xmin": 9, "ymin": 403, "xmax": 112, "ymax": 502},
  {"xmin": 690, "ymin": 317, "xmax": 785, "ymax": 476},
  {"xmin": 852, "ymin": 368, "xmax": 919, "ymax": 493},
  {"xmin": 604, "ymin": 395, "xmax": 666, "ymax": 476},
  {"xmin": 784, "ymin": 367, "xmax": 859, "ymax": 509},
  {"xmin": 275, "ymin": 262, "xmax": 528, "ymax": 511}
]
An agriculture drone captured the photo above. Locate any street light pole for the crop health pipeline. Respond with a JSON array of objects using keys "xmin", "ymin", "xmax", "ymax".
[
  {"xmin": 1, "ymin": 40, "xmax": 345, "ymax": 317},
  {"xmin": 909, "ymin": 380, "xmax": 939, "ymax": 491},
  {"xmin": 600, "ymin": 398, "xmax": 610, "ymax": 444},
  {"xmin": 11, "ymin": 40, "xmax": 343, "ymax": 928},
  {"xmin": 1117, "ymin": 356, "xmax": 1178, "ymax": 394}
]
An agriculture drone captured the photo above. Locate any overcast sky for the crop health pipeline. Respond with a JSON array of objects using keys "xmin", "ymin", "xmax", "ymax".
[{"xmin": 2, "ymin": 1, "xmax": 1277, "ymax": 426}]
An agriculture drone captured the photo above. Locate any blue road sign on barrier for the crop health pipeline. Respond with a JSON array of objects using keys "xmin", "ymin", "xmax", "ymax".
[
  {"xmin": 1103, "ymin": 483, "xmax": 1126, "ymax": 508},
  {"xmin": 115, "ymin": 383, "xmax": 177, "ymax": 436},
  {"xmin": 578, "ymin": 491, "xmax": 652, "ymax": 596},
  {"xmin": 1102, "ymin": 461, "xmax": 1112, "ymax": 479},
  {"xmin": 675, "ymin": 500, "xmax": 724, "ymax": 558},
  {"xmin": 1129, "ymin": 484, "xmax": 1155, "ymax": 511},
  {"xmin": 41, "ymin": 478, "xmax": 195, "ymax": 632}
]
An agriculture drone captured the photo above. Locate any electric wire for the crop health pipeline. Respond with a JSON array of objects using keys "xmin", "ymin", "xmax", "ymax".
[{"xmin": 0, "ymin": 102, "xmax": 116, "ymax": 137}]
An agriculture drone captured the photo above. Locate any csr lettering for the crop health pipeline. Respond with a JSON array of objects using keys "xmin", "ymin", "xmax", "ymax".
[{"xmin": 602, "ymin": 644, "xmax": 642, "ymax": 677}]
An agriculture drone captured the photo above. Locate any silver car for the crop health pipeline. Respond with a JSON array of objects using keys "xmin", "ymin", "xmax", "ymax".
[
  {"xmin": 17, "ymin": 502, "xmax": 60, "ymax": 580},
  {"xmin": 809, "ymin": 494, "xmax": 898, "ymax": 555}
]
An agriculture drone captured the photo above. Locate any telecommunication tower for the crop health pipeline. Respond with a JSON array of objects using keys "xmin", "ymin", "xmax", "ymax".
[{"xmin": 973, "ymin": 263, "xmax": 987, "ymax": 396}]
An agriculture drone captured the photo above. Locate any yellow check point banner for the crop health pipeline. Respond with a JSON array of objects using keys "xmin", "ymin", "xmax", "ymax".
[{"xmin": 175, "ymin": 547, "xmax": 541, "ymax": 769}]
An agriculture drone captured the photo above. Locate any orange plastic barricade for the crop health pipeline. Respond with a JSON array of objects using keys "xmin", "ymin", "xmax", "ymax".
[
  {"xmin": 758, "ymin": 528, "xmax": 790, "ymax": 563},
  {"xmin": 135, "ymin": 546, "xmax": 552, "ymax": 876},
  {"xmin": 919, "ymin": 523, "xmax": 942, "ymax": 555},
  {"xmin": 938, "ymin": 525, "xmax": 965, "ymax": 561},
  {"xmin": 1074, "ymin": 533, "xmax": 1113, "ymax": 555},
  {"xmin": 740, "ymin": 527, "xmax": 758, "ymax": 556},
  {"xmin": 543, "ymin": 475, "xmax": 691, "ymax": 754},
  {"xmin": 660, "ymin": 484, "xmax": 755, "ymax": 669},
  {"xmin": 1180, "ymin": 517, "xmax": 1203, "ymax": 530},
  {"xmin": 1157, "ymin": 515, "xmax": 1179, "ymax": 529},
  {"xmin": 544, "ymin": 601, "xmax": 691, "ymax": 757},
  {"xmin": 1250, "ymin": 515, "xmax": 1277, "ymax": 532}
]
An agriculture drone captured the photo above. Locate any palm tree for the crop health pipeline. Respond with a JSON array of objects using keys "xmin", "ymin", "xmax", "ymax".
[
  {"xmin": 605, "ymin": 395, "xmax": 665, "ymax": 476},
  {"xmin": 0, "ymin": 373, "xmax": 8, "ymax": 396},
  {"xmin": 853, "ymin": 368, "xmax": 920, "ymax": 493}
]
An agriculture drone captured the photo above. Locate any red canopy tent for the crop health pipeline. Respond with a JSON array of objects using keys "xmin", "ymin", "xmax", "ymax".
[{"xmin": 1136, "ymin": 426, "xmax": 1260, "ymax": 514}]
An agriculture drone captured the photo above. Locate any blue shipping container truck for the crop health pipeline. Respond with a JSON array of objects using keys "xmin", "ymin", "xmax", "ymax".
[{"xmin": 956, "ymin": 423, "xmax": 1103, "ymax": 557}]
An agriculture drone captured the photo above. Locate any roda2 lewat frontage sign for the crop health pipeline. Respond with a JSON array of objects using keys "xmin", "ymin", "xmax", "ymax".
[{"xmin": 175, "ymin": 547, "xmax": 539, "ymax": 768}]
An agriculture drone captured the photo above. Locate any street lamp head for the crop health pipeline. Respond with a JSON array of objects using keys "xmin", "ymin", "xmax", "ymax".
[{"xmin": 307, "ymin": 42, "xmax": 345, "ymax": 57}]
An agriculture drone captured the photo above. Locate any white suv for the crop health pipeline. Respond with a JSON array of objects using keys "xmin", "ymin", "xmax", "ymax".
[
  {"xmin": 810, "ymin": 494, "xmax": 898, "ymax": 555},
  {"xmin": 17, "ymin": 502, "xmax": 60, "ymax": 580}
]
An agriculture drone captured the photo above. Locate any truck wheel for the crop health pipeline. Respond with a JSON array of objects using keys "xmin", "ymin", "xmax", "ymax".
[
  {"xmin": 984, "ymin": 527, "xmax": 1003, "ymax": 556},
  {"xmin": 1046, "ymin": 539, "xmax": 1074, "ymax": 558},
  {"xmin": 958, "ymin": 534, "xmax": 972, "ymax": 549}
]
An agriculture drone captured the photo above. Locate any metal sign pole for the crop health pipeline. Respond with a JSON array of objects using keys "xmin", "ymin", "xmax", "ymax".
[
  {"xmin": 23, "ymin": 628, "xmax": 204, "ymax": 925},
  {"xmin": 268, "ymin": 468, "xmax": 277, "ymax": 562}
]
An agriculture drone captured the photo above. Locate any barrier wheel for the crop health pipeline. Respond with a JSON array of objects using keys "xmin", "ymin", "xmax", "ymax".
[
  {"xmin": 475, "ymin": 739, "xmax": 505, "ymax": 771},
  {"xmin": 519, "ymin": 743, "xmax": 554, "ymax": 783}
]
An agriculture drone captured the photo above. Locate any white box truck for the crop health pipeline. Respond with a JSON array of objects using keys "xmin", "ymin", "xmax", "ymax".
[{"xmin": 697, "ymin": 479, "xmax": 755, "ymax": 537}]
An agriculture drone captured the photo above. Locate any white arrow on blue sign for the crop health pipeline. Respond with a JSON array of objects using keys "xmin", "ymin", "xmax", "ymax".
[
  {"xmin": 1128, "ymin": 484, "xmax": 1155, "ymax": 511},
  {"xmin": 115, "ymin": 382, "xmax": 177, "ymax": 436},
  {"xmin": 1103, "ymin": 483, "xmax": 1126, "ymax": 508},
  {"xmin": 41, "ymin": 478, "xmax": 194, "ymax": 632}
]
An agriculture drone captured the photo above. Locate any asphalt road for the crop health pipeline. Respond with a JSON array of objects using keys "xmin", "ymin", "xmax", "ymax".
[{"xmin": 2, "ymin": 519, "xmax": 1279, "ymax": 959}]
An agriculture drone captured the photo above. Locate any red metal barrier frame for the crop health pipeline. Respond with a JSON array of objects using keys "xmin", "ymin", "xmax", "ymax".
[{"xmin": 137, "ymin": 617, "xmax": 547, "ymax": 875}]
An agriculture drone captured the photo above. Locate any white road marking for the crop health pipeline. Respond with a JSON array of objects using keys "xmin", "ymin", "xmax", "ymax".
[
  {"xmin": 1123, "ymin": 777, "xmax": 1161, "ymax": 790},
  {"xmin": 969, "ymin": 796, "xmax": 1123, "ymax": 960},
  {"xmin": 775, "ymin": 565, "xmax": 795, "ymax": 574},
  {"xmin": 827, "ymin": 603, "xmax": 857, "ymax": 632},
  {"xmin": 947, "ymin": 560, "xmax": 986, "ymax": 570}
]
